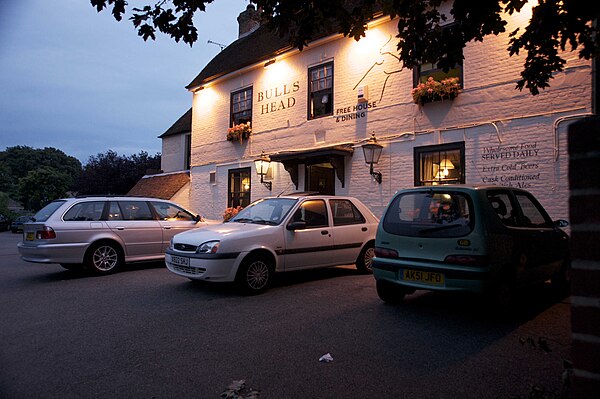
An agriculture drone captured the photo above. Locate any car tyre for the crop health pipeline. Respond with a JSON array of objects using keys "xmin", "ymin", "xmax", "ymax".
[
  {"xmin": 236, "ymin": 255, "xmax": 272, "ymax": 294},
  {"xmin": 356, "ymin": 243, "xmax": 375, "ymax": 274},
  {"xmin": 85, "ymin": 242, "xmax": 123, "ymax": 275},
  {"xmin": 376, "ymin": 280, "xmax": 407, "ymax": 304}
]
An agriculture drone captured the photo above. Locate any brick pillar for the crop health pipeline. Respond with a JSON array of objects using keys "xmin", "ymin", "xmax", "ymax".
[{"xmin": 569, "ymin": 116, "xmax": 600, "ymax": 398}]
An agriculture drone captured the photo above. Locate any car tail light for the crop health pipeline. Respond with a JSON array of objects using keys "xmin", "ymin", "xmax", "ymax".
[
  {"xmin": 36, "ymin": 226, "xmax": 56, "ymax": 240},
  {"xmin": 374, "ymin": 247, "xmax": 399, "ymax": 258},
  {"xmin": 444, "ymin": 255, "xmax": 487, "ymax": 266}
]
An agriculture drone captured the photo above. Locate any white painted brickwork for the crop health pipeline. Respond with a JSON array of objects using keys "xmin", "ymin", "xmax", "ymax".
[
  {"xmin": 161, "ymin": 134, "xmax": 186, "ymax": 173},
  {"xmin": 188, "ymin": 7, "xmax": 592, "ymax": 221}
]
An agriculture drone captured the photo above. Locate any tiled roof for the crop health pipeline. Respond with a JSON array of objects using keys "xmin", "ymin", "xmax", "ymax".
[
  {"xmin": 158, "ymin": 108, "xmax": 192, "ymax": 138},
  {"xmin": 187, "ymin": 25, "xmax": 293, "ymax": 90},
  {"xmin": 127, "ymin": 171, "xmax": 190, "ymax": 200},
  {"xmin": 186, "ymin": 1, "xmax": 384, "ymax": 90}
]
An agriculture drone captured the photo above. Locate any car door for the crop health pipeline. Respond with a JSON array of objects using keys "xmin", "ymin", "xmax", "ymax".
[
  {"xmin": 513, "ymin": 191, "xmax": 566, "ymax": 282},
  {"xmin": 105, "ymin": 201, "xmax": 163, "ymax": 258},
  {"xmin": 150, "ymin": 201, "xmax": 199, "ymax": 251},
  {"xmin": 283, "ymin": 199, "xmax": 334, "ymax": 270},
  {"xmin": 328, "ymin": 199, "xmax": 371, "ymax": 264}
]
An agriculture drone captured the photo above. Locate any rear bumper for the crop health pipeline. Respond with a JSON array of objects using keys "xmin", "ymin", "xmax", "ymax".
[
  {"xmin": 372, "ymin": 256, "xmax": 493, "ymax": 294},
  {"xmin": 17, "ymin": 242, "xmax": 88, "ymax": 264}
]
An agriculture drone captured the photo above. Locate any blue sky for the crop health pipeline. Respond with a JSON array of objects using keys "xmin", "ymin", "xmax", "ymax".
[{"xmin": 0, "ymin": 0, "xmax": 248, "ymax": 163}]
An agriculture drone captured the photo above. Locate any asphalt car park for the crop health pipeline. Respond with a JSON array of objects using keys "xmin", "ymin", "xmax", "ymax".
[{"xmin": 0, "ymin": 230, "xmax": 572, "ymax": 398}]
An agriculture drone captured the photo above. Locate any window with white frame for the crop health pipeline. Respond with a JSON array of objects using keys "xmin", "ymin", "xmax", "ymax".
[
  {"xmin": 230, "ymin": 87, "xmax": 253, "ymax": 127},
  {"xmin": 308, "ymin": 62, "xmax": 333, "ymax": 119}
]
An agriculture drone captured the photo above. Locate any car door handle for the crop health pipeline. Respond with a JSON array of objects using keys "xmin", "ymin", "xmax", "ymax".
[
  {"xmin": 321, "ymin": 230, "xmax": 329, "ymax": 235},
  {"xmin": 116, "ymin": 227, "xmax": 125, "ymax": 230},
  {"xmin": 361, "ymin": 227, "xmax": 368, "ymax": 232},
  {"xmin": 163, "ymin": 226, "xmax": 172, "ymax": 230}
]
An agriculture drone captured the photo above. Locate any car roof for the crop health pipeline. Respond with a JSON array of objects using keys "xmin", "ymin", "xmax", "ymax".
[
  {"xmin": 394, "ymin": 184, "xmax": 533, "ymax": 195},
  {"xmin": 56, "ymin": 196, "xmax": 174, "ymax": 202}
]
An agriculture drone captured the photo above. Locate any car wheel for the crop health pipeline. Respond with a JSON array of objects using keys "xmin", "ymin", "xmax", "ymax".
[
  {"xmin": 486, "ymin": 277, "xmax": 516, "ymax": 313},
  {"xmin": 355, "ymin": 243, "xmax": 375, "ymax": 274},
  {"xmin": 236, "ymin": 255, "xmax": 272, "ymax": 294},
  {"xmin": 85, "ymin": 242, "xmax": 122, "ymax": 275},
  {"xmin": 551, "ymin": 258, "xmax": 571, "ymax": 294},
  {"xmin": 376, "ymin": 280, "xmax": 407, "ymax": 304}
]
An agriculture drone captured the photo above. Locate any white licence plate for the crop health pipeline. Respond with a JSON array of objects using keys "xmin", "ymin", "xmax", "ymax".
[{"xmin": 171, "ymin": 255, "xmax": 189, "ymax": 267}]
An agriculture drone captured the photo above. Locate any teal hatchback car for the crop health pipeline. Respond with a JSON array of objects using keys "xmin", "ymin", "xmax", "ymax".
[{"xmin": 372, "ymin": 185, "xmax": 570, "ymax": 307}]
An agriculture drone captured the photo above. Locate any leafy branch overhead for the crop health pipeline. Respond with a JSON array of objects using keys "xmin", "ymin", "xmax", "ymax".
[{"xmin": 90, "ymin": 0, "xmax": 600, "ymax": 95}]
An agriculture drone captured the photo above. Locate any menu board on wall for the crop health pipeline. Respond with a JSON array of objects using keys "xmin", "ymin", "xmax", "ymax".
[{"xmin": 479, "ymin": 141, "xmax": 541, "ymax": 189}]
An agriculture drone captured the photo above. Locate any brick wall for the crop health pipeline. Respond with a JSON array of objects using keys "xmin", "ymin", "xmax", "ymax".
[
  {"xmin": 569, "ymin": 117, "xmax": 600, "ymax": 398},
  {"xmin": 188, "ymin": 8, "xmax": 592, "ymax": 221}
]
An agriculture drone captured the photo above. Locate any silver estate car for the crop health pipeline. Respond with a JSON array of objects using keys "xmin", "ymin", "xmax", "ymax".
[{"xmin": 18, "ymin": 196, "xmax": 215, "ymax": 274}]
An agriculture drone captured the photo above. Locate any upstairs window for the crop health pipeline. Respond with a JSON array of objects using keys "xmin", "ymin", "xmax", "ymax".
[
  {"xmin": 230, "ymin": 87, "xmax": 253, "ymax": 127},
  {"xmin": 413, "ymin": 25, "xmax": 463, "ymax": 88},
  {"xmin": 308, "ymin": 62, "xmax": 333, "ymax": 119}
]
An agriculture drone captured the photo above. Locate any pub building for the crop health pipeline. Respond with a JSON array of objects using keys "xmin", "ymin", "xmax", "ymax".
[{"xmin": 159, "ymin": 3, "xmax": 595, "ymax": 221}]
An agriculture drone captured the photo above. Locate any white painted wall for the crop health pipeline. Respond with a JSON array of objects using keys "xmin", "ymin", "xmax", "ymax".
[
  {"xmin": 161, "ymin": 134, "xmax": 188, "ymax": 173},
  {"xmin": 188, "ymin": 5, "xmax": 592, "ymax": 221}
]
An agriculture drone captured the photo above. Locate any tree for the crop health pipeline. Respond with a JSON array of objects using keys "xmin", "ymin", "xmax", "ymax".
[
  {"xmin": 75, "ymin": 150, "xmax": 161, "ymax": 195},
  {"xmin": 90, "ymin": 0, "xmax": 599, "ymax": 95},
  {"xmin": 18, "ymin": 167, "xmax": 74, "ymax": 211},
  {"xmin": 0, "ymin": 146, "xmax": 82, "ymax": 207}
]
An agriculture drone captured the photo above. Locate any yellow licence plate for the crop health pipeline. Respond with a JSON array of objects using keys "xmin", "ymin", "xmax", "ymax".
[
  {"xmin": 26, "ymin": 232, "xmax": 34, "ymax": 241},
  {"xmin": 402, "ymin": 269, "xmax": 445, "ymax": 286}
]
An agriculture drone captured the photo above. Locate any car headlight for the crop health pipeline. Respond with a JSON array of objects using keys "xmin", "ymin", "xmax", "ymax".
[{"xmin": 197, "ymin": 240, "xmax": 220, "ymax": 254}]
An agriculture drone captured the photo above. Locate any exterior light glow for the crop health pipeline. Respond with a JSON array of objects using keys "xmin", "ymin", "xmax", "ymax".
[{"xmin": 254, "ymin": 151, "xmax": 272, "ymax": 191}]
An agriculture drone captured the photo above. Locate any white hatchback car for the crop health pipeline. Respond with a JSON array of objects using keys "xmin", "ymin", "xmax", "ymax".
[
  {"xmin": 18, "ymin": 196, "xmax": 216, "ymax": 274},
  {"xmin": 165, "ymin": 194, "xmax": 379, "ymax": 293}
]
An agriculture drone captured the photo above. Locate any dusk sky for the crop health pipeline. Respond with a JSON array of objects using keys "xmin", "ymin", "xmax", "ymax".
[{"xmin": 0, "ymin": 0, "xmax": 248, "ymax": 163}]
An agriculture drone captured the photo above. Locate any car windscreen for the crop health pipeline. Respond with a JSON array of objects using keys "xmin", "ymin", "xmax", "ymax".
[
  {"xmin": 32, "ymin": 200, "xmax": 67, "ymax": 222},
  {"xmin": 382, "ymin": 191, "xmax": 473, "ymax": 237},
  {"xmin": 230, "ymin": 198, "xmax": 297, "ymax": 225}
]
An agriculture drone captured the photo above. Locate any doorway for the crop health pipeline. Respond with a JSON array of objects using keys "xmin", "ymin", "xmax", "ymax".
[{"xmin": 305, "ymin": 163, "xmax": 335, "ymax": 195}]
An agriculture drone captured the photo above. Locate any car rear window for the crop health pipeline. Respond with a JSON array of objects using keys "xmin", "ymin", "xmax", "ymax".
[
  {"xmin": 32, "ymin": 200, "xmax": 67, "ymax": 222},
  {"xmin": 382, "ymin": 191, "xmax": 473, "ymax": 237}
]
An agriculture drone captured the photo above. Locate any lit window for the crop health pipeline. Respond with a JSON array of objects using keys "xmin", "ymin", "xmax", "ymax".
[
  {"xmin": 230, "ymin": 87, "xmax": 253, "ymax": 127},
  {"xmin": 414, "ymin": 142, "xmax": 465, "ymax": 186},
  {"xmin": 228, "ymin": 168, "xmax": 251, "ymax": 208},
  {"xmin": 308, "ymin": 62, "xmax": 333, "ymax": 119}
]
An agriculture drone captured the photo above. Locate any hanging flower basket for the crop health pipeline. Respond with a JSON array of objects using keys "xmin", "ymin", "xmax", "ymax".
[
  {"xmin": 227, "ymin": 122, "xmax": 252, "ymax": 143},
  {"xmin": 222, "ymin": 206, "xmax": 243, "ymax": 222},
  {"xmin": 411, "ymin": 77, "xmax": 460, "ymax": 106}
]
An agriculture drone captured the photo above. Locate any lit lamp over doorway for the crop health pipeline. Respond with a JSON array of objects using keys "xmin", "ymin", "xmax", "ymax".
[
  {"xmin": 254, "ymin": 151, "xmax": 272, "ymax": 191},
  {"xmin": 362, "ymin": 132, "xmax": 383, "ymax": 184}
]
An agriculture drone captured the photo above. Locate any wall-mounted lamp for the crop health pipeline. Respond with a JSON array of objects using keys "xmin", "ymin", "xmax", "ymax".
[
  {"xmin": 361, "ymin": 132, "xmax": 383, "ymax": 184},
  {"xmin": 264, "ymin": 59, "xmax": 276, "ymax": 68},
  {"xmin": 254, "ymin": 151, "xmax": 272, "ymax": 190}
]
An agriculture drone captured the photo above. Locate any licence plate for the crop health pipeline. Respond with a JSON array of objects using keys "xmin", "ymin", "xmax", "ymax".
[
  {"xmin": 402, "ymin": 269, "xmax": 444, "ymax": 286},
  {"xmin": 171, "ymin": 255, "xmax": 189, "ymax": 267},
  {"xmin": 26, "ymin": 232, "xmax": 34, "ymax": 241}
]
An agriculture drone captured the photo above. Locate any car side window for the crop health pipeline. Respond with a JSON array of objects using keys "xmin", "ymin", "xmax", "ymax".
[
  {"xmin": 291, "ymin": 200, "xmax": 329, "ymax": 228},
  {"xmin": 514, "ymin": 193, "xmax": 551, "ymax": 228},
  {"xmin": 329, "ymin": 199, "xmax": 365, "ymax": 226},
  {"xmin": 151, "ymin": 202, "xmax": 194, "ymax": 221},
  {"xmin": 118, "ymin": 201, "xmax": 154, "ymax": 221},
  {"xmin": 63, "ymin": 201, "xmax": 105, "ymax": 221},
  {"xmin": 487, "ymin": 193, "xmax": 517, "ymax": 227},
  {"xmin": 107, "ymin": 202, "xmax": 122, "ymax": 220}
]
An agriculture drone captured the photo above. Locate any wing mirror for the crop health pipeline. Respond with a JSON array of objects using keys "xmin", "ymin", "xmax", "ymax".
[
  {"xmin": 554, "ymin": 219, "xmax": 569, "ymax": 228},
  {"xmin": 194, "ymin": 214, "xmax": 203, "ymax": 223},
  {"xmin": 286, "ymin": 221, "xmax": 307, "ymax": 231}
]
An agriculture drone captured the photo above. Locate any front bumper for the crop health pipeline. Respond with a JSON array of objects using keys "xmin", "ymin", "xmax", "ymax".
[{"xmin": 165, "ymin": 250, "xmax": 244, "ymax": 282}]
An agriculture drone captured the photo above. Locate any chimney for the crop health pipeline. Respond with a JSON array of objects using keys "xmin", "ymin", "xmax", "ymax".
[{"xmin": 237, "ymin": 4, "xmax": 261, "ymax": 39}]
